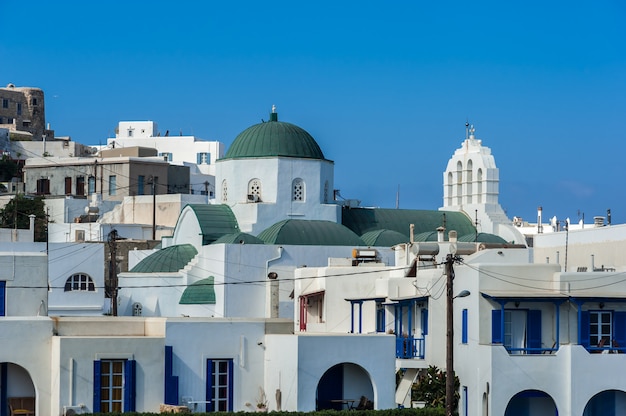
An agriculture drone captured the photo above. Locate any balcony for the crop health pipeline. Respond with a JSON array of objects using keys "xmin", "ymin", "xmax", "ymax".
[{"xmin": 396, "ymin": 336, "xmax": 425, "ymax": 359}]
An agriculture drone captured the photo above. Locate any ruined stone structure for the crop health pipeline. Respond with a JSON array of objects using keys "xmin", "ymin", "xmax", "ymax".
[{"xmin": 0, "ymin": 83, "xmax": 54, "ymax": 141}]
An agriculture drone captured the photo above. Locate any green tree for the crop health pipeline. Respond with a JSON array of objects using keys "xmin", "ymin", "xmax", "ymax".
[
  {"xmin": 0, "ymin": 195, "xmax": 47, "ymax": 241},
  {"xmin": 0, "ymin": 155, "xmax": 18, "ymax": 181},
  {"xmin": 411, "ymin": 365, "xmax": 460, "ymax": 412}
]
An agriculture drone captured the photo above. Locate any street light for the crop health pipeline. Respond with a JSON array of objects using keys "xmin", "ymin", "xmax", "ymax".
[{"xmin": 445, "ymin": 231, "xmax": 470, "ymax": 416}]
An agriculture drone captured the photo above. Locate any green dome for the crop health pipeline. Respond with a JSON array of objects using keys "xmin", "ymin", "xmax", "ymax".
[
  {"xmin": 458, "ymin": 232, "xmax": 508, "ymax": 244},
  {"xmin": 179, "ymin": 277, "xmax": 216, "ymax": 305},
  {"xmin": 258, "ymin": 219, "xmax": 365, "ymax": 246},
  {"xmin": 361, "ymin": 229, "xmax": 408, "ymax": 247},
  {"xmin": 222, "ymin": 112, "xmax": 326, "ymax": 160},
  {"xmin": 212, "ymin": 232, "xmax": 265, "ymax": 245},
  {"xmin": 130, "ymin": 244, "xmax": 198, "ymax": 273}
]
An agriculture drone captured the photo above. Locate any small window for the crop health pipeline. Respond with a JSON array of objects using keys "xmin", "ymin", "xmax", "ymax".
[
  {"xmin": 76, "ymin": 176, "xmax": 85, "ymax": 196},
  {"xmin": 0, "ymin": 117, "xmax": 3, "ymax": 124},
  {"xmin": 137, "ymin": 175, "xmax": 145, "ymax": 195},
  {"xmin": 132, "ymin": 302, "xmax": 143, "ymax": 316},
  {"xmin": 88, "ymin": 176, "xmax": 96, "ymax": 194},
  {"xmin": 292, "ymin": 178, "xmax": 305, "ymax": 201},
  {"xmin": 7, "ymin": 118, "xmax": 13, "ymax": 124},
  {"xmin": 31, "ymin": 97, "xmax": 38, "ymax": 106},
  {"xmin": 221, "ymin": 180, "xmax": 228, "ymax": 202},
  {"xmin": 109, "ymin": 175, "xmax": 117, "ymax": 196},
  {"xmin": 247, "ymin": 179, "xmax": 261, "ymax": 202},
  {"xmin": 1, "ymin": 99, "xmax": 8, "ymax": 109},
  {"xmin": 16, "ymin": 103, "xmax": 21, "ymax": 116},
  {"xmin": 159, "ymin": 152, "xmax": 172, "ymax": 161},
  {"xmin": 462, "ymin": 309, "xmax": 468, "ymax": 344},
  {"xmin": 197, "ymin": 152, "xmax": 210, "ymax": 165},
  {"xmin": 75, "ymin": 230, "xmax": 85, "ymax": 242},
  {"xmin": 64, "ymin": 273, "xmax": 95, "ymax": 291},
  {"xmin": 22, "ymin": 120, "xmax": 30, "ymax": 128},
  {"xmin": 127, "ymin": 129, "xmax": 133, "ymax": 137}
]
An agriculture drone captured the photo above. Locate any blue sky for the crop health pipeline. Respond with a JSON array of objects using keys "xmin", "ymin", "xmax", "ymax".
[{"xmin": 3, "ymin": 0, "xmax": 625, "ymax": 224}]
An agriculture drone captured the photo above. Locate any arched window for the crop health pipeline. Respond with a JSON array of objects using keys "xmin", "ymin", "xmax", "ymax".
[
  {"xmin": 64, "ymin": 273, "xmax": 95, "ymax": 292},
  {"xmin": 466, "ymin": 160, "xmax": 473, "ymax": 203},
  {"xmin": 248, "ymin": 179, "xmax": 262, "ymax": 202},
  {"xmin": 221, "ymin": 180, "xmax": 228, "ymax": 202},
  {"xmin": 446, "ymin": 172, "xmax": 453, "ymax": 206},
  {"xmin": 292, "ymin": 178, "xmax": 305, "ymax": 201},
  {"xmin": 323, "ymin": 181, "xmax": 329, "ymax": 203},
  {"xmin": 477, "ymin": 169, "xmax": 483, "ymax": 204},
  {"xmin": 456, "ymin": 161, "xmax": 463, "ymax": 205}
]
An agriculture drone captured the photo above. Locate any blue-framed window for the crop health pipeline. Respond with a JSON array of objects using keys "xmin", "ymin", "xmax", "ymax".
[
  {"xmin": 88, "ymin": 176, "xmax": 96, "ymax": 194},
  {"xmin": 581, "ymin": 310, "xmax": 626, "ymax": 352},
  {"xmin": 206, "ymin": 359, "xmax": 233, "ymax": 412},
  {"xmin": 108, "ymin": 175, "xmax": 117, "ymax": 196},
  {"xmin": 376, "ymin": 302, "xmax": 385, "ymax": 332},
  {"xmin": 492, "ymin": 309, "xmax": 542, "ymax": 354},
  {"xmin": 197, "ymin": 152, "xmax": 211, "ymax": 165},
  {"xmin": 159, "ymin": 152, "xmax": 173, "ymax": 161},
  {"xmin": 462, "ymin": 309, "xmax": 468, "ymax": 344},
  {"xmin": 93, "ymin": 359, "xmax": 136, "ymax": 412},
  {"xmin": 138, "ymin": 175, "xmax": 145, "ymax": 195},
  {"xmin": 0, "ymin": 281, "xmax": 5, "ymax": 316}
]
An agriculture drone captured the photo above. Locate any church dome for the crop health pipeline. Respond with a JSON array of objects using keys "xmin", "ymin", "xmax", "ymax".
[{"xmin": 222, "ymin": 110, "xmax": 326, "ymax": 160}]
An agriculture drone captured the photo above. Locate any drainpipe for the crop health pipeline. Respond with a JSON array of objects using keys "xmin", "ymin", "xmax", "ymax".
[{"xmin": 266, "ymin": 247, "xmax": 283, "ymax": 318}]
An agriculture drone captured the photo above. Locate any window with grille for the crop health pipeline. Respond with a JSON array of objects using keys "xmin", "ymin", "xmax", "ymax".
[
  {"xmin": 247, "ymin": 179, "xmax": 261, "ymax": 202},
  {"xmin": 64, "ymin": 273, "xmax": 95, "ymax": 292},
  {"xmin": 221, "ymin": 180, "xmax": 228, "ymax": 202},
  {"xmin": 292, "ymin": 178, "xmax": 305, "ymax": 201},
  {"xmin": 206, "ymin": 359, "xmax": 233, "ymax": 412},
  {"xmin": 93, "ymin": 359, "xmax": 136, "ymax": 413}
]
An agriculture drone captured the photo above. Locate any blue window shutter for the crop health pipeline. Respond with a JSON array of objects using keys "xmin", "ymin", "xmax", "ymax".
[
  {"xmin": 93, "ymin": 360, "xmax": 101, "ymax": 412},
  {"xmin": 124, "ymin": 360, "xmax": 136, "ymax": 412},
  {"xmin": 421, "ymin": 309, "xmax": 428, "ymax": 335},
  {"xmin": 614, "ymin": 312, "xmax": 626, "ymax": 349},
  {"xmin": 527, "ymin": 310, "xmax": 542, "ymax": 353},
  {"xmin": 197, "ymin": 153, "xmax": 202, "ymax": 164},
  {"xmin": 0, "ymin": 281, "xmax": 5, "ymax": 316},
  {"xmin": 492, "ymin": 309, "xmax": 502, "ymax": 344},
  {"xmin": 581, "ymin": 311, "xmax": 590, "ymax": 347},
  {"xmin": 164, "ymin": 346, "xmax": 179, "ymax": 405},
  {"xmin": 206, "ymin": 360, "xmax": 214, "ymax": 412},
  {"xmin": 462, "ymin": 309, "xmax": 468, "ymax": 344},
  {"xmin": 227, "ymin": 360, "xmax": 234, "ymax": 411}
]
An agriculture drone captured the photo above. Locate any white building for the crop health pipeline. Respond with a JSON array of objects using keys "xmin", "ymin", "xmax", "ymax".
[{"xmin": 107, "ymin": 121, "xmax": 225, "ymax": 196}]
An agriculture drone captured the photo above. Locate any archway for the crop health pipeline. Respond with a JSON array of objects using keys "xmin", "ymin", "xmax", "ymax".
[
  {"xmin": 0, "ymin": 363, "xmax": 35, "ymax": 416},
  {"xmin": 583, "ymin": 390, "xmax": 626, "ymax": 416},
  {"xmin": 504, "ymin": 390, "xmax": 557, "ymax": 416},
  {"xmin": 316, "ymin": 363, "xmax": 373, "ymax": 410}
]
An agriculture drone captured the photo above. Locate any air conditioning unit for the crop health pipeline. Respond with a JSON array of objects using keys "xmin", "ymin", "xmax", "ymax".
[{"xmin": 63, "ymin": 405, "xmax": 84, "ymax": 416}]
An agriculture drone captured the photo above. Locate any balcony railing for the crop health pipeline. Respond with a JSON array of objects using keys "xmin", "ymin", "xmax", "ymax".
[{"xmin": 396, "ymin": 336, "xmax": 425, "ymax": 359}]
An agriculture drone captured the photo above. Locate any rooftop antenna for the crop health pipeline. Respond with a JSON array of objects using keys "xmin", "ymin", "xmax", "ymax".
[{"xmin": 396, "ymin": 184, "xmax": 400, "ymax": 209}]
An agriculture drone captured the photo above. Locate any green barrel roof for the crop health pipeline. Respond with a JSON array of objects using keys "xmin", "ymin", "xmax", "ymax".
[
  {"xmin": 182, "ymin": 204, "xmax": 241, "ymax": 245},
  {"xmin": 342, "ymin": 207, "xmax": 475, "ymax": 239},
  {"xmin": 258, "ymin": 219, "xmax": 365, "ymax": 246},
  {"xmin": 458, "ymin": 232, "xmax": 508, "ymax": 243},
  {"xmin": 212, "ymin": 232, "xmax": 265, "ymax": 245},
  {"xmin": 361, "ymin": 229, "xmax": 409, "ymax": 247},
  {"xmin": 221, "ymin": 112, "xmax": 326, "ymax": 160},
  {"xmin": 179, "ymin": 277, "xmax": 216, "ymax": 305},
  {"xmin": 130, "ymin": 244, "xmax": 198, "ymax": 273}
]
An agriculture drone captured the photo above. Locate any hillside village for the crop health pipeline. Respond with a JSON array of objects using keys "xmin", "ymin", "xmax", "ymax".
[{"xmin": 1, "ymin": 84, "xmax": 626, "ymax": 416}]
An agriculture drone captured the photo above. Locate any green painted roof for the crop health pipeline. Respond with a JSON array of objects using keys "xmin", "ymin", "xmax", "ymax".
[
  {"xmin": 179, "ymin": 277, "xmax": 216, "ymax": 304},
  {"xmin": 130, "ymin": 244, "xmax": 198, "ymax": 273},
  {"xmin": 361, "ymin": 229, "xmax": 408, "ymax": 247},
  {"xmin": 258, "ymin": 219, "xmax": 365, "ymax": 246},
  {"xmin": 458, "ymin": 232, "xmax": 508, "ymax": 243},
  {"xmin": 222, "ymin": 112, "xmax": 326, "ymax": 160},
  {"xmin": 342, "ymin": 207, "xmax": 475, "ymax": 240},
  {"xmin": 184, "ymin": 204, "xmax": 241, "ymax": 245},
  {"xmin": 212, "ymin": 232, "xmax": 265, "ymax": 245},
  {"xmin": 413, "ymin": 231, "xmax": 439, "ymax": 242}
]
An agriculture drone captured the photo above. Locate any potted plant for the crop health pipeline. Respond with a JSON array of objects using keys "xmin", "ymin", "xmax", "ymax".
[{"xmin": 256, "ymin": 387, "xmax": 268, "ymax": 412}]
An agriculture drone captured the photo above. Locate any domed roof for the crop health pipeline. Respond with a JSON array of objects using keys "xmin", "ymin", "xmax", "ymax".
[
  {"xmin": 179, "ymin": 277, "xmax": 216, "ymax": 305},
  {"xmin": 212, "ymin": 232, "xmax": 264, "ymax": 245},
  {"xmin": 458, "ymin": 232, "xmax": 508, "ymax": 244},
  {"xmin": 361, "ymin": 229, "xmax": 408, "ymax": 247},
  {"xmin": 222, "ymin": 111, "xmax": 326, "ymax": 160},
  {"xmin": 258, "ymin": 219, "xmax": 365, "ymax": 246},
  {"xmin": 130, "ymin": 244, "xmax": 198, "ymax": 273}
]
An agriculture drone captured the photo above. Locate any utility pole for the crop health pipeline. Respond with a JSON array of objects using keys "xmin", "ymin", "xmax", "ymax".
[
  {"xmin": 445, "ymin": 252, "xmax": 455, "ymax": 416},
  {"xmin": 107, "ymin": 229, "xmax": 119, "ymax": 316},
  {"xmin": 151, "ymin": 176, "xmax": 156, "ymax": 240}
]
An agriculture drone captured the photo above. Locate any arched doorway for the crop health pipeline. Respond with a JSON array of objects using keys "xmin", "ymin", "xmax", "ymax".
[
  {"xmin": 504, "ymin": 390, "xmax": 557, "ymax": 416},
  {"xmin": 316, "ymin": 363, "xmax": 373, "ymax": 410},
  {"xmin": 0, "ymin": 363, "xmax": 35, "ymax": 416},
  {"xmin": 583, "ymin": 390, "xmax": 626, "ymax": 416}
]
